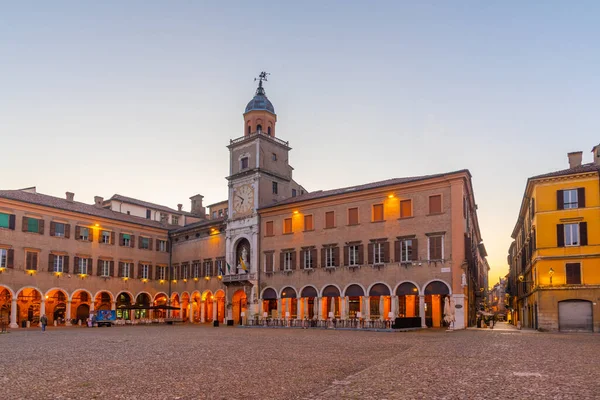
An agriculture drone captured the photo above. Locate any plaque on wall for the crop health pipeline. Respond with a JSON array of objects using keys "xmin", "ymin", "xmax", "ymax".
[{"xmin": 441, "ymin": 267, "xmax": 451, "ymax": 273}]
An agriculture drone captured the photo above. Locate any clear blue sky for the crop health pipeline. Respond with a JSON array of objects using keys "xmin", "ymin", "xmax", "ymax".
[{"xmin": 2, "ymin": 2, "xmax": 599, "ymax": 284}]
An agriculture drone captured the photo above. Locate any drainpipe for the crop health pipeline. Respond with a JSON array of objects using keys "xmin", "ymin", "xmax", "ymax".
[{"xmin": 168, "ymin": 231, "xmax": 173, "ymax": 318}]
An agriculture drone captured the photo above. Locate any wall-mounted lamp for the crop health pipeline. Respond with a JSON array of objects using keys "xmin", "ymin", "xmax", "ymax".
[{"xmin": 548, "ymin": 268, "xmax": 554, "ymax": 285}]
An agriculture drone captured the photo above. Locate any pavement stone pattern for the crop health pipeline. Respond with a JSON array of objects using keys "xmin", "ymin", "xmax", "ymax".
[{"xmin": 1, "ymin": 325, "xmax": 599, "ymax": 399}]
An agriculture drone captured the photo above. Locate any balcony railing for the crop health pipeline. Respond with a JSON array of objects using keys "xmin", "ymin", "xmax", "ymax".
[
  {"xmin": 222, "ymin": 273, "xmax": 256, "ymax": 283},
  {"xmin": 230, "ymin": 131, "xmax": 289, "ymax": 147}
]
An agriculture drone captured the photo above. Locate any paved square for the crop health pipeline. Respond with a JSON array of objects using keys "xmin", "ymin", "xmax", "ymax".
[{"xmin": 2, "ymin": 325, "xmax": 599, "ymax": 399}]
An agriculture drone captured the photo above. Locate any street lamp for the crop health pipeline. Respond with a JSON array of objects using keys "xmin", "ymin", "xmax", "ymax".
[{"xmin": 548, "ymin": 268, "xmax": 554, "ymax": 286}]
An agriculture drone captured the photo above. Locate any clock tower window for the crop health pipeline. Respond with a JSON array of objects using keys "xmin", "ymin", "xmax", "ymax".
[
  {"xmin": 272, "ymin": 182, "xmax": 278, "ymax": 195},
  {"xmin": 241, "ymin": 157, "xmax": 249, "ymax": 170}
]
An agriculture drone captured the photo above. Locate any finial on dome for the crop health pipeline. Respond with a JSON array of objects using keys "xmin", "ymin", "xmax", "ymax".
[{"xmin": 254, "ymin": 71, "xmax": 270, "ymax": 95}]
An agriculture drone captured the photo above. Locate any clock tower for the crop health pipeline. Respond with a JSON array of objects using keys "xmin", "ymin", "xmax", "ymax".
[{"xmin": 223, "ymin": 72, "xmax": 305, "ymax": 320}]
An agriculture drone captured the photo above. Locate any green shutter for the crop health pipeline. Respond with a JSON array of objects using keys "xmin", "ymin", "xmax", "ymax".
[
  {"xmin": 123, "ymin": 234, "xmax": 131, "ymax": 240},
  {"xmin": 0, "ymin": 213, "xmax": 9, "ymax": 228},
  {"xmin": 27, "ymin": 218, "xmax": 39, "ymax": 232}
]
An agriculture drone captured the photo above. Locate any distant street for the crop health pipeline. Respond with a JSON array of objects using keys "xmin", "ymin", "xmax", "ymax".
[{"xmin": 2, "ymin": 325, "xmax": 599, "ymax": 399}]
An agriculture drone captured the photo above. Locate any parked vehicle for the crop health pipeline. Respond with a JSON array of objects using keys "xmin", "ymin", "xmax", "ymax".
[{"xmin": 95, "ymin": 310, "xmax": 116, "ymax": 327}]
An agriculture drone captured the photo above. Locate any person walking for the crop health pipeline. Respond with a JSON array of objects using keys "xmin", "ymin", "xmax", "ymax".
[{"xmin": 40, "ymin": 314, "xmax": 48, "ymax": 332}]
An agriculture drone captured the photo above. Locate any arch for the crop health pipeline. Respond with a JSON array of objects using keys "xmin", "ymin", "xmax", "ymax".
[
  {"xmin": 395, "ymin": 282, "xmax": 420, "ymax": 296},
  {"xmin": 300, "ymin": 285, "xmax": 318, "ymax": 298},
  {"xmin": 93, "ymin": 290, "xmax": 114, "ymax": 302},
  {"xmin": 267, "ymin": 126, "xmax": 272, "ymax": 136},
  {"xmin": 423, "ymin": 280, "xmax": 451, "ymax": 295},
  {"xmin": 214, "ymin": 289, "xmax": 225, "ymax": 297},
  {"xmin": 181, "ymin": 291, "xmax": 190, "ymax": 299},
  {"xmin": 256, "ymin": 124, "xmax": 262, "ymax": 132},
  {"xmin": 280, "ymin": 287, "xmax": 297, "ymax": 298},
  {"xmin": 321, "ymin": 284, "xmax": 341, "ymax": 298},
  {"xmin": 367, "ymin": 282, "xmax": 392, "ymax": 296},
  {"xmin": 116, "ymin": 290, "xmax": 135, "ymax": 302},
  {"xmin": 135, "ymin": 291, "xmax": 152, "ymax": 304},
  {"xmin": 191, "ymin": 290, "xmax": 201, "ymax": 299},
  {"xmin": 261, "ymin": 287, "xmax": 277, "ymax": 300},
  {"xmin": 344, "ymin": 283, "xmax": 365, "ymax": 297},
  {"xmin": 70, "ymin": 288, "xmax": 93, "ymax": 302},
  {"xmin": 76, "ymin": 304, "xmax": 90, "ymax": 320},
  {"xmin": 201, "ymin": 290, "xmax": 213, "ymax": 301},
  {"xmin": 44, "ymin": 287, "xmax": 69, "ymax": 299},
  {"xmin": 153, "ymin": 291, "xmax": 168, "ymax": 301},
  {"xmin": 16, "ymin": 286, "xmax": 43, "ymax": 298},
  {"xmin": 170, "ymin": 292, "xmax": 180, "ymax": 302},
  {"xmin": 135, "ymin": 292, "xmax": 151, "ymax": 306},
  {"xmin": 0, "ymin": 285, "xmax": 15, "ymax": 298}
]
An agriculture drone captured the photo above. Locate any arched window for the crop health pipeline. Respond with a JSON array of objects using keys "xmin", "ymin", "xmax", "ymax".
[
  {"xmin": 256, "ymin": 124, "xmax": 262, "ymax": 133},
  {"xmin": 247, "ymin": 126, "xmax": 251, "ymax": 135},
  {"xmin": 267, "ymin": 126, "xmax": 272, "ymax": 136}
]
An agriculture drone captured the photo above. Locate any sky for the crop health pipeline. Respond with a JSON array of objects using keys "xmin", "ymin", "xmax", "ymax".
[{"xmin": 1, "ymin": 2, "xmax": 599, "ymax": 286}]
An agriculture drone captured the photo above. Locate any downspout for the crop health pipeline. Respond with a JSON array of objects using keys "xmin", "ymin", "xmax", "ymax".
[{"xmin": 168, "ymin": 230, "xmax": 173, "ymax": 318}]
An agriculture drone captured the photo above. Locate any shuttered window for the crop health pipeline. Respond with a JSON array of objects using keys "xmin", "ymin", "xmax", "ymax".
[
  {"xmin": 429, "ymin": 195, "xmax": 442, "ymax": 214},
  {"xmin": 348, "ymin": 207, "xmax": 359, "ymax": 225},
  {"xmin": 0, "ymin": 213, "xmax": 10, "ymax": 228},
  {"xmin": 372, "ymin": 204, "xmax": 383, "ymax": 222},
  {"xmin": 304, "ymin": 215, "xmax": 313, "ymax": 231},
  {"xmin": 283, "ymin": 218, "xmax": 292, "ymax": 234},
  {"xmin": 428, "ymin": 236, "xmax": 443, "ymax": 260},
  {"xmin": 26, "ymin": 251, "xmax": 38, "ymax": 270},
  {"xmin": 264, "ymin": 252, "xmax": 274, "ymax": 272},
  {"xmin": 566, "ymin": 263, "xmax": 581, "ymax": 284},
  {"xmin": 400, "ymin": 200, "xmax": 412, "ymax": 218},
  {"xmin": 325, "ymin": 211, "xmax": 335, "ymax": 229},
  {"xmin": 27, "ymin": 218, "xmax": 39, "ymax": 233},
  {"xmin": 265, "ymin": 221, "xmax": 274, "ymax": 236}
]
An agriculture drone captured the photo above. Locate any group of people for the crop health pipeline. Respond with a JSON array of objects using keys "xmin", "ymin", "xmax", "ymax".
[{"xmin": 38, "ymin": 313, "xmax": 97, "ymax": 331}]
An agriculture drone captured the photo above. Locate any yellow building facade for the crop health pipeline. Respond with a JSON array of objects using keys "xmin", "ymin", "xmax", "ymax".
[{"xmin": 508, "ymin": 146, "xmax": 600, "ymax": 332}]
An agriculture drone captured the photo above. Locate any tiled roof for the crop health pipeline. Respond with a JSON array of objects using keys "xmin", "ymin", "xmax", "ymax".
[
  {"xmin": 107, "ymin": 194, "xmax": 201, "ymax": 217},
  {"xmin": 0, "ymin": 190, "xmax": 179, "ymax": 230},
  {"xmin": 170, "ymin": 217, "xmax": 226, "ymax": 234},
  {"xmin": 261, "ymin": 169, "xmax": 470, "ymax": 209},
  {"xmin": 529, "ymin": 163, "xmax": 600, "ymax": 180}
]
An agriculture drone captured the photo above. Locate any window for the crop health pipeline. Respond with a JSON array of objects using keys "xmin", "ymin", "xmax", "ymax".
[
  {"xmin": 303, "ymin": 249, "xmax": 313, "ymax": 269},
  {"xmin": 122, "ymin": 234, "xmax": 131, "ymax": 247},
  {"xmin": 141, "ymin": 264, "xmax": 150, "ymax": 280},
  {"xmin": 192, "ymin": 262, "xmax": 200, "ymax": 279},
  {"xmin": 172, "ymin": 216, "xmax": 179, "ymax": 225},
  {"xmin": 325, "ymin": 211, "xmax": 335, "ymax": 229},
  {"xmin": 304, "ymin": 215, "xmax": 313, "ymax": 231},
  {"xmin": 224, "ymin": 208, "xmax": 228, "ymax": 216},
  {"xmin": 264, "ymin": 252, "xmax": 274, "ymax": 273},
  {"xmin": 53, "ymin": 222, "xmax": 65, "ymax": 237},
  {"xmin": 265, "ymin": 221, "xmax": 274, "ymax": 237},
  {"xmin": 564, "ymin": 223, "xmax": 579, "ymax": 246},
  {"xmin": 0, "ymin": 248, "xmax": 7, "ymax": 269},
  {"xmin": 272, "ymin": 153, "xmax": 277, "ymax": 161},
  {"xmin": 400, "ymin": 239, "xmax": 413, "ymax": 262},
  {"xmin": 26, "ymin": 251, "xmax": 38, "ymax": 270},
  {"xmin": 292, "ymin": 189, "xmax": 297, "ymax": 197},
  {"xmin": 54, "ymin": 255, "xmax": 65, "ymax": 273},
  {"xmin": 325, "ymin": 247, "xmax": 336, "ymax": 267},
  {"xmin": 428, "ymin": 236, "xmax": 444, "ymax": 260},
  {"xmin": 241, "ymin": 157, "xmax": 249, "ymax": 169},
  {"xmin": 400, "ymin": 200, "xmax": 412, "ymax": 218},
  {"xmin": 79, "ymin": 227, "xmax": 89, "ymax": 241},
  {"xmin": 156, "ymin": 266, "xmax": 166, "ymax": 280},
  {"xmin": 140, "ymin": 237, "xmax": 150, "ymax": 250},
  {"xmin": 272, "ymin": 181, "xmax": 278, "ymax": 194},
  {"xmin": 348, "ymin": 207, "xmax": 359, "ymax": 225},
  {"xmin": 160, "ymin": 213, "xmax": 168, "ymax": 223},
  {"xmin": 146, "ymin": 209, "xmax": 151, "ymax": 219},
  {"xmin": 284, "ymin": 251, "xmax": 293, "ymax": 271},
  {"xmin": 563, "ymin": 189, "xmax": 579, "ymax": 209},
  {"xmin": 203, "ymin": 260, "xmax": 212, "ymax": 277},
  {"xmin": 217, "ymin": 260, "xmax": 225, "ymax": 276},
  {"xmin": 27, "ymin": 218, "xmax": 39, "ymax": 233},
  {"xmin": 372, "ymin": 204, "xmax": 383, "ymax": 222},
  {"xmin": 78, "ymin": 258, "xmax": 88, "ymax": 275},
  {"xmin": 349, "ymin": 245, "xmax": 359, "ymax": 266},
  {"xmin": 0, "ymin": 213, "xmax": 14, "ymax": 229},
  {"xmin": 101, "ymin": 231, "xmax": 111, "ymax": 244},
  {"xmin": 373, "ymin": 242, "xmax": 384, "ymax": 264},
  {"xmin": 218, "ymin": 209, "xmax": 223, "ymax": 217},
  {"xmin": 100, "ymin": 260, "xmax": 110, "ymax": 277},
  {"xmin": 283, "ymin": 218, "xmax": 292, "ymax": 234},
  {"xmin": 212, "ymin": 211, "xmax": 217, "ymax": 219},
  {"xmin": 267, "ymin": 126, "xmax": 271, "ymax": 135},
  {"xmin": 566, "ymin": 263, "xmax": 581, "ymax": 284},
  {"xmin": 429, "ymin": 195, "xmax": 442, "ymax": 214},
  {"xmin": 158, "ymin": 240, "xmax": 167, "ymax": 252},
  {"xmin": 182, "ymin": 264, "xmax": 189, "ymax": 280},
  {"xmin": 121, "ymin": 262, "xmax": 131, "ymax": 278}
]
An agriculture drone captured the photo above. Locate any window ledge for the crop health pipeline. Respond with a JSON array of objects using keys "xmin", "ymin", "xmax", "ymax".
[
  {"xmin": 347, "ymin": 223, "xmax": 361, "ymax": 226},
  {"xmin": 323, "ymin": 227, "xmax": 337, "ymax": 230},
  {"xmin": 303, "ymin": 229, "xmax": 315, "ymax": 233},
  {"xmin": 283, "ymin": 232, "xmax": 294, "ymax": 235},
  {"xmin": 427, "ymin": 212, "xmax": 444, "ymax": 216},
  {"xmin": 370, "ymin": 220, "xmax": 385, "ymax": 224},
  {"xmin": 398, "ymin": 216, "xmax": 414, "ymax": 220}
]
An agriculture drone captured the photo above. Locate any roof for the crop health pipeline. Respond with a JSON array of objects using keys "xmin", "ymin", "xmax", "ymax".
[
  {"xmin": 206, "ymin": 199, "xmax": 228, "ymax": 209},
  {"xmin": 261, "ymin": 169, "xmax": 471, "ymax": 209},
  {"xmin": 0, "ymin": 190, "xmax": 180, "ymax": 230},
  {"xmin": 106, "ymin": 194, "xmax": 200, "ymax": 217},
  {"xmin": 170, "ymin": 217, "xmax": 226, "ymax": 234},
  {"xmin": 528, "ymin": 162, "xmax": 600, "ymax": 180},
  {"xmin": 244, "ymin": 81, "xmax": 275, "ymax": 114}
]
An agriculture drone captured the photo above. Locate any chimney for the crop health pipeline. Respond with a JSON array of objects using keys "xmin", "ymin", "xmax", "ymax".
[
  {"xmin": 177, "ymin": 204, "xmax": 183, "ymax": 212},
  {"xmin": 567, "ymin": 151, "xmax": 583, "ymax": 169},
  {"xmin": 593, "ymin": 144, "xmax": 600, "ymax": 166},
  {"xmin": 189, "ymin": 194, "xmax": 205, "ymax": 217},
  {"xmin": 66, "ymin": 192, "xmax": 74, "ymax": 202},
  {"xmin": 94, "ymin": 196, "xmax": 104, "ymax": 208}
]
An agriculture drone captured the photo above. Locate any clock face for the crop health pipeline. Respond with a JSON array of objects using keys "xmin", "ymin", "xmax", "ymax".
[{"xmin": 233, "ymin": 184, "xmax": 254, "ymax": 214}]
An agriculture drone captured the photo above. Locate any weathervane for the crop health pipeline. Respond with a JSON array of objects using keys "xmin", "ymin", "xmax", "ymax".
[{"xmin": 254, "ymin": 71, "xmax": 270, "ymax": 95}]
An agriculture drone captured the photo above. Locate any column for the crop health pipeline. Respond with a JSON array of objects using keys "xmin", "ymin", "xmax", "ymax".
[
  {"xmin": 340, "ymin": 297, "xmax": 346, "ymax": 320},
  {"xmin": 316, "ymin": 297, "xmax": 322, "ymax": 320},
  {"xmin": 277, "ymin": 298, "xmax": 282, "ymax": 319},
  {"xmin": 363, "ymin": 296, "xmax": 370, "ymax": 320},
  {"xmin": 188, "ymin": 304, "xmax": 193, "ymax": 323},
  {"xmin": 419, "ymin": 295, "xmax": 426, "ymax": 328},
  {"xmin": 379, "ymin": 296, "xmax": 384, "ymax": 321},
  {"xmin": 40, "ymin": 300, "xmax": 46, "ymax": 321},
  {"xmin": 111, "ymin": 301, "xmax": 116, "ymax": 311},
  {"xmin": 304, "ymin": 298, "xmax": 308, "ymax": 318},
  {"xmin": 392, "ymin": 296, "xmax": 398, "ymax": 318},
  {"xmin": 65, "ymin": 301, "xmax": 72, "ymax": 326},
  {"xmin": 180, "ymin": 303, "xmax": 184, "ymax": 321},
  {"xmin": 90, "ymin": 302, "xmax": 95, "ymax": 312},
  {"xmin": 200, "ymin": 301, "xmax": 205, "ymax": 322},
  {"xmin": 9, "ymin": 298, "xmax": 18, "ymax": 328},
  {"xmin": 212, "ymin": 301, "xmax": 217, "ymax": 321}
]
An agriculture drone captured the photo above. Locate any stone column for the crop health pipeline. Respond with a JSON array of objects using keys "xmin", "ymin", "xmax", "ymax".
[
  {"xmin": 180, "ymin": 303, "xmax": 184, "ymax": 321},
  {"xmin": 392, "ymin": 296, "xmax": 399, "ymax": 318},
  {"xmin": 212, "ymin": 301, "xmax": 217, "ymax": 321},
  {"xmin": 340, "ymin": 297, "xmax": 346, "ymax": 320},
  {"xmin": 188, "ymin": 304, "xmax": 193, "ymax": 323},
  {"xmin": 363, "ymin": 296, "xmax": 370, "ymax": 320},
  {"xmin": 90, "ymin": 302, "xmax": 95, "ymax": 312},
  {"xmin": 277, "ymin": 298, "xmax": 282, "ymax": 319},
  {"xmin": 316, "ymin": 297, "xmax": 322, "ymax": 319},
  {"xmin": 304, "ymin": 298, "xmax": 308, "ymax": 318},
  {"xmin": 9, "ymin": 298, "xmax": 18, "ymax": 328},
  {"xmin": 200, "ymin": 301, "xmax": 205, "ymax": 322},
  {"xmin": 419, "ymin": 295, "xmax": 426, "ymax": 328},
  {"xmin": 40, "ymin": 300, "xmax": 46, "ymax": 321},
  {"xmin": 65, "ymin": 301, "xmax": 72, "ymax": 326},
  {"xmin": 111, "ymin": 301, "xmax": 116, "ymax": 311}
]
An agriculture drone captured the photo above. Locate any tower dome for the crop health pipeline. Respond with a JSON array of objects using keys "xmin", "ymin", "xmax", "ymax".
[{"xmin": 244, "ymin": 80, "xmax": 275, "ymax": 114}]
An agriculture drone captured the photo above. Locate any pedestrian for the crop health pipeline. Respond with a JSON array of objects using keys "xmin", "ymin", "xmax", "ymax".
[{"xmin": 40, "ymin": 314, "xmax": 48, "ymax": 332}]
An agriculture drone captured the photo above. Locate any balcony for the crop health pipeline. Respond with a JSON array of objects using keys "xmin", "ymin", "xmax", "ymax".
[
  {"xmin": 229, "ymin": 131, "xmax": 289, "ymax": 148},
  {"xmin": 222, "ymin": 273, "xmax": 256, "ymax": 285}
]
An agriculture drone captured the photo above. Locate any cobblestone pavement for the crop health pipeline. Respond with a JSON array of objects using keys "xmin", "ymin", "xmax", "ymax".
[{"xmin": 2, "ymin": 325, "xmax": 599, "ymax": 399}]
